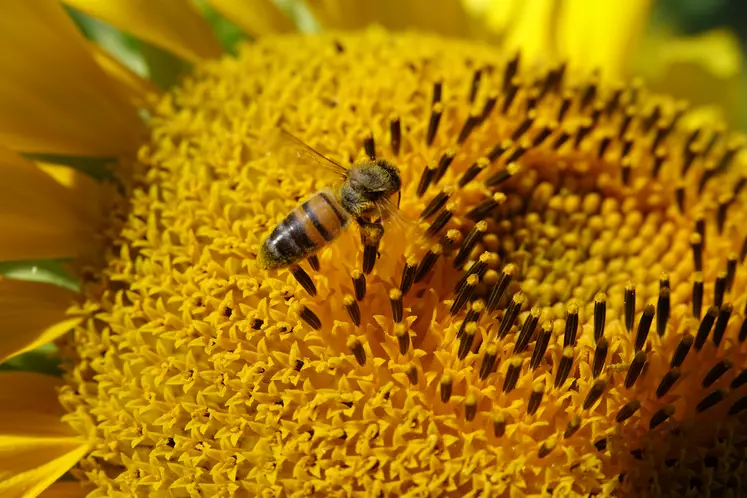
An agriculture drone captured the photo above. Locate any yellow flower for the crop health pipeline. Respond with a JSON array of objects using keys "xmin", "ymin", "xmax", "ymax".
[{"xmin": 2, "ymin": 1, "xmax": 747, "ymax": 497}]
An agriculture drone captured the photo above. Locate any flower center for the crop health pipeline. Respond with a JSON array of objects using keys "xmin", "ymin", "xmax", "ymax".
[{"xmin": 59, "ymin": 29, "xmax": 747, "ymax": 497}]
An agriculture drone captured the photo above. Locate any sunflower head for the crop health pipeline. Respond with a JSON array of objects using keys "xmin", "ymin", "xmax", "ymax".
[
  {"xmin": 45, "ymin": 27, "xmax": 747, "ymax": 497},
  {"xmin": 2, "ymin": 2, "xmax": 747, "ymax": 498}
]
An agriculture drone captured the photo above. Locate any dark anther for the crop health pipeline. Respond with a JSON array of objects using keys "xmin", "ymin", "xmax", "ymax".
[
  {"xmin": 583, "ymin": 378, "xmax": 606, "ymax": 410},
  {"xmin": 624, "ymin": 282, "xmax": 636, "ymax": 333},
  {"xmin": 453, "ymin": 221, "xmax": 487, "ymax": 270},
  {"xmin": 697, "ymin": 389, "xmax": 727, "ymax": 413},
  {"xmin": 291, "ymin": 265, "xmax": 317, "ymax": 297},
  {"xmin": 432, "ymin": 80, "xmax": 442, "ymax": 104},
  {"xmin": 466, "ymin": 192, "xmax": 506, "ymax": 220},
  {"xmin": 503, "ymin": 358, "xmax": 522, "ymax": 393},
  {"xmin": 501, "ymin": 82, "xmax": 519, "ymax": 113},
  {"xmin": 485, "ymin": 162, "xmax": 520, "ymax": 188},
  {"xmin": 598, "ymin": 136, "xmax": 612, "ymax": 159},
  {"xmin": 440, "ymin": 374, "xmax": 453, "ymax": 402},
  {"xmin": 343, "ymin": 295, "xmax": 361, "ymax": 327},
  {"xmin": 594, "ymin": 293, "xmax": 606, "ymax": 342},
  {"xmin": 726, "ymin": 254, "xmax": 737, "ymax": 291},
  {"xmin": 363, "ymin": 132, "xmax": 376, "ymax": 160},
  {"xmin": 400, "ymin": 257, "xmax": 418, "ymax": 296},
  {"xmin": 420, "ymin": 189, "xmax": 451, "ymax": 219},
  {"xmin": 433, "ymin": 148, "xmax": 456, "ymax": 184},
  {"xmin": 458, "ymin": 111, "xmax": 481, "ymax": 144},
  {"xmin": 551, "ymin": 130, "xmax": 570, "ymax": 150},
  {"xmin": 405, "ymin": 364, "xmax": 418, "ymax": 385},
  {"xmin": 389, "ymin": 289, "xmax": 403, "ymax": 323},
  {"xmin": 694, "ymin": 306, "xmax": 718, "ymax": 351},
  {"xmin": 497, "ymin": 293, "xmax": 524, "ymax": 339},
  {"xmin": 514, "ymin": 306, "xmax": 540, "ymax": 354},
  {"xmin": 294, "ymin": 360, "xmax": 304, "ymax": 372},
  {"xmin": 657, "ymin": 288, "xmax": 670, "ymax": 337},
  {"xmin": 458, "ymin": 157, "xmax": 489, "ymax": 187},
  {"xmin": 564, "ymin": 416, "xmax": 581, "ymax": 439},
  {"xmin": 714, "ymin": 272, "xmax": 727, "ymax": 309},
  {"xmin": 465, "ymin": 395, "xmax": 478, "ymax": 422},
  {"xmin": 451, "ymin": 274, "xmax": 478, "ymax": 316},
  {"xmin": 527, "ymin": 383, "xmax": 544, "ymax": 416},
  {"xmin": 416, "ymin": 163, "xmax": 437, "ymax": 198},
  {"xmin": 395, "ymin": 324, "xmax": 410, "ymax": 355},
  {"xmin": 348, "ymin": 337, "xmax": 366, "ymax": 366},
  {"xmin": 502, "ymin": 54, "xmax": 519, "ymax": 93},
  {"xmin": 712, "ymin": 303, "xmax": 733, "ymax": 347},
  {"xmin": 351, "ymin": 269, "xmax": 366, "ymax": 301},
  {"xmin": 656, "ymin": 368, "xmax": 680, "ymax": 398},
  {"xmin": 530, "ymin": 322, "xmax": 552, "ymax": 371},
  {"xmin": 702, "ymin": 359, "xmax": 733, "ymax": 388},
  {"xmin": 223, "ymin": 306, "xmax": 233, "ymax": 318},
  {"xmin": 425, "ymin": 205, "xmax": 453, "ymax": 238},
  {"xmin": 692, "ymin": 273, "xmax": 703, "ymax": 318},
  {"xmin": 307, "ymin": 254, "xmax": 320, "ymax": 271},
  {"xmin": 486, "ymin": 264, "xmax": 514, "ymax": 312},
  {"xmin": 479, "ymin": 344, "xmax": 497, "ymax": 380},
  {"xmin": 557, "ymin": 96, "xmax": 571, "ymax": 122},
  {"xmin": 389, "ymin": 115, "xmax": 401, "ymax": 156},
  {"xmin": 670, "ymin": 334, "xmax": 693, "ymax": 368},
  {"xmin": 554, "ymin": 347, "xmax": 574, "ymax": 388},
  {"xmin": 690, "ymin": 233, "xmax": 703, "ymax": 272},
  {"xmin": 426, "ymin": 103, "xmax": 443, "ymax": 146},
  {"xmin": 563, "ymin": 303, "xmax": 579, "ymax": 347},
  {"xmin": 592, "ymin": 337, "xmax": 608, "ymax": 378},
  {"xmin": 616, "ymin": 399, "xmax": 641, "ymax": 423},
  {"xmin": 634, "ymin": 304, "xmax": 654, "ymax": 352},
  {"xmin": 458, "ymin": 322, "xmax": 477, "ymax": 360},
  {"xmin": 624, "ymin": 351, "xmax": 646, "ymax": 388},
  {"xmin": 414, "ymin": 244, "xmax": 443, "ymax": 283},
  {"xmin": 649, "ymin": 405, "xmax": 675, "ymax": 430},
  {"xmin": 300, "ymin": 306, "xmax": 322, "ymax": 330},
  {"xmin": 487, "ymin": 139, "xmax": 510, "ymax": 162},
  {"xmin": 493, "ymin": 412, "xmax": 506, "ymax": 437},
  {"xmin": 511, "ymin": 114, "xmax": 535, "ymax": 141},
  {"xmin": 251, "ymin": 318, "xmax": 264, "ymax": 330}
]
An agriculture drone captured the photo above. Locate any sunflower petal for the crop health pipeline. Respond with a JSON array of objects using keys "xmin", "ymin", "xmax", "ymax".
[
  {"xmin": 89, "ymin": 43, "xmax": 160, "ymax": 108},
  {"xmin": 555, "ymin": 0, "xmax": 652, "ymax": 80},
  {"xmin": 634, "ymin": 28, "xmax": 743, "ymax": 127},
  {"xmin": 502, "ymin": 0, "xmax": 557, "ymax": 67},
  {"xmin": 0, "ymin": 372, "xmax": 89, "ymax": 498},
  {"xmin": 205, "ymin": 0, "xmax": 296, "ymax": 37},
  {"xmin": 39, "ymin": 482, "xmax": 88, "ymax": 498},
  {"xmin": 62, "ymin": 0, "xmax": 222, "ymax": 63},
  {"xmin": 0, "ymin": 1, "xmax": 143, "ymax": 156},
  {"xmin": 0, "ymin": 279, "xmax": 80, "ymax": 364},
  {"xmin": 0, "ymin": 147, "xmax": 100, "ymax": 261}
]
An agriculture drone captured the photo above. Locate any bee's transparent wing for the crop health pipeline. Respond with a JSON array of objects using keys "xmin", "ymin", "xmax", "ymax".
[
  {"xmin": 377, "ymin": 195, "xmax": 419, "ymax": 237},
  {"xmin": 263, "ymin": 128, "xmax": 349, "ymax": 180}
]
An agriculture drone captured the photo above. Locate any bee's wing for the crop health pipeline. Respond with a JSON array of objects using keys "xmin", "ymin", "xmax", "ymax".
[
  {"xmin": 377, "ymin": 195, "xmax": 419, "ymax": 237},
  {"xmin": 264, "ymin": 128, "xmax": 349, "ymax": 181}
]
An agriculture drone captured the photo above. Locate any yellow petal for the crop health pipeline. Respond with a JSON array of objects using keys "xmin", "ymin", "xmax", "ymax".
[
  {"xmin": 62, "ymin": 0, "xmax": 222, "ymax": 63},
  {"xmin": 39, "ymin": 482, "xmax": 87, "ymax": 498},
  {"xmin": 205, "ymin": 0, "xmax": 296, "ymax": 37},
  {"xmin": 37, "ymin": 162, "xmax": 105, "ymax": 229},
  {"xmin": 0, "ymin": 279, "xmax": 80, "ymax": 364},
  {"xmin": 0, "ymin": 1, "xmax": 143, "ymax": 156},
  {"xmin": 502, "ymin": 0, "xmax": 557, "ymax": 67},
  {"xmin": 89, "ymin": 43, "xmax": 160, "ymax": 108},
  {"xmin": 0, "ymin": 372, "xmax": 89, "ymax": 498},
  {"xmin": 555, "ymin": 0, "xmax": 651, "ymax": 81},
  {"xmin": 634, "ymin": 28, "xmax": 743, "ymax": 127},
  {"xmin": 0, "ymin": 147, "xmax": 99, "ymax": 261}
]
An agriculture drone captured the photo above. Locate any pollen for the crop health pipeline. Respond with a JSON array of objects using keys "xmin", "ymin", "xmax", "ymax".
[{"xmin": 58, "ymin": 29, "xmax": 747, "ymax": 496}]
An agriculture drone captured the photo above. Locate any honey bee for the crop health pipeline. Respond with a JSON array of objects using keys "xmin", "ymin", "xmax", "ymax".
[{"xmin": 257, "ymin": 130, "xmax": 403, "ymax": 270}]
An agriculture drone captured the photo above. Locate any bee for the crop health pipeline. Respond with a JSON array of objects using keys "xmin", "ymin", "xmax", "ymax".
[{"xmin": 257, "ymin": 131, "xmax": 403, "ymax": 270}]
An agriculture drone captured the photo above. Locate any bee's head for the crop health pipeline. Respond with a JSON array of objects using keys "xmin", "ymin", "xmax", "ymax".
[{"xmin": 348, "ymin": 159, "xmax": 401, "ymax": 202}]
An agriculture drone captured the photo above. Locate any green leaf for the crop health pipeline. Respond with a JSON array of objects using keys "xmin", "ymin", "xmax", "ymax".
[
  {"xmin": 0, "ymin": 343, "xmax": 62, "ymax": 376},
  {"xmin": 0, "ymin": 260, "xmax": 79, "ymax": 292}
]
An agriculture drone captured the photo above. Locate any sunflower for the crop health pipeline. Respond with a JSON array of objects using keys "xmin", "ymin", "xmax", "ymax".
[{"xmin": 2, "ymin": 1, "xmax": 747, "ymax": 497}]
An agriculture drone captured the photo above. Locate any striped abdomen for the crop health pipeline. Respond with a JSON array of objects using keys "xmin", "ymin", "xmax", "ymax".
[{"xmin": 259, "ymin": 189, "xmax": 350, "ymax": 269}]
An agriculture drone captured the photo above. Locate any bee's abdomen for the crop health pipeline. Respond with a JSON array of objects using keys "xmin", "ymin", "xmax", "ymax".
[{"xmin": 259, "ymin": 191, "xmax": 349, "ymax": 269}]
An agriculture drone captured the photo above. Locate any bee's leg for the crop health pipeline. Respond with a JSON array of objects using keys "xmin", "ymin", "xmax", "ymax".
[{"xmin": 356, "ymin": 217, "xmax": 384, "ymax": 274}]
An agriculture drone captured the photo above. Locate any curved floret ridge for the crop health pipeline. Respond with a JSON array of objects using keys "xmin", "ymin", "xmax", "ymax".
[{"xmin": 59, "ymin": 29, "xmax": 747, "ymax": 496}]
